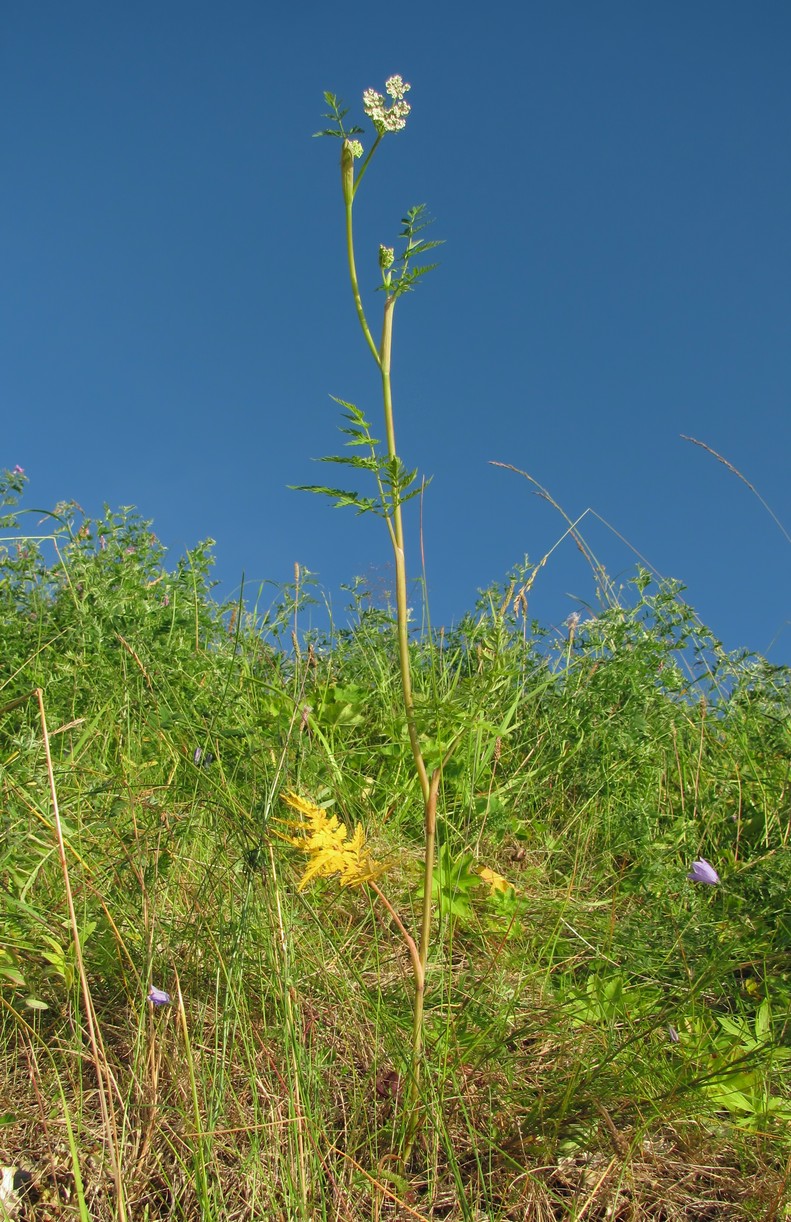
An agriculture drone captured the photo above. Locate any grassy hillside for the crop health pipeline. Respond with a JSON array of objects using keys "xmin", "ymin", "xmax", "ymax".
[{"xmin": 1, "ymin": 473, "xmax": 789, "ymax": 1219}]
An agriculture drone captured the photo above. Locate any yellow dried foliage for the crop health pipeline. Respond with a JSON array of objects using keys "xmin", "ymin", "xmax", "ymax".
[
  {"xmin": 478, "ymin": 866, "xmax": 512, "ymax": 894},
  {"xmin": 279, "ymin": 791, "xmax": 388, "ymax": 891}
]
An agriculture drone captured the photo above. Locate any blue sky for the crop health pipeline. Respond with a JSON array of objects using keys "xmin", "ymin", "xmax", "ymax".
[{"xmin": 3, "ymin": 2, "xmax": 790, "ymax": 661}]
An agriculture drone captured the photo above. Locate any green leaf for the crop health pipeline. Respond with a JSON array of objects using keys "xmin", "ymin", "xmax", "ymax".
[
  {"xmin": 290, "ymin": 485, "xmax": 378, "ymax": 514},
  {"xmin": 313, "ymin": 94, "xmax": 365, "ymax": 140},
  {"xmin": 0, "ymin": 965, "xmax": 26, "ymax": 987},
  {"xmin": 754, "ymin": 999, "xmax": 770, "ymax": 1042},
  {"xmin": 316, "ymin": 454, "xmax": 381, "ymax": 472},
  {"xmin": 316, "ymin": 683, "xmax": 368, "ymax": 727},
  {"xmin": 429, "ymin": 845, "xmax": 480, "ymax": 921},
  {"xmin": 400, "ymin": 239, "xmax": 444, "ymax": 260}
]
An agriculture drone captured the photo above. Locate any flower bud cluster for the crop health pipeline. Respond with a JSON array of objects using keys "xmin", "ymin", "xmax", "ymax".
[{"xmin": 363, "ymin": 75, "xmax": 411, "ymax": 133}]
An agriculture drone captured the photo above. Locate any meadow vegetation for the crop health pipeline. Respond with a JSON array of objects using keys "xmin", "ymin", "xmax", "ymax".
[
  {"xmin": 1, "ymin": 74, "xmax": 790, "ymax": 1220},
  {"xmin": 1, "ymin": 471, "xmax": 789, "ymax": 1219}
]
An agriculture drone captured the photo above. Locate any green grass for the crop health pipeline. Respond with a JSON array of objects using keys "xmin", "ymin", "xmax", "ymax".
[{"xmin": 1, "ymin": 487, "xmax": 790, "ymax": 1219}]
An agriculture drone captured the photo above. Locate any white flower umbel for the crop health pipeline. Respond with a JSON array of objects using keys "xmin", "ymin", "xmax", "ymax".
[
  {"xmin": 386, "ymin": 74, "xmax": 411, "ymax": 101},
  {"xmin": 363, "ymin": 76, "xmax": 411, "ymax": 133}
]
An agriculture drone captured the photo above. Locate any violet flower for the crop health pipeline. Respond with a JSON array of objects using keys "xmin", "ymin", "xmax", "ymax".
[
  {"xmin": 148, "ymin": 985, "xmax": 171, "ymax": 1006},
  {"xmin": 687, "ymin": 859, "xmax": 719, "ymax": 885}
]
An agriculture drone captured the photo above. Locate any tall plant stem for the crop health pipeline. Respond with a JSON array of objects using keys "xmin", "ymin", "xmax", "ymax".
[
  {"xmin": 343, "ymin": 149, "xmax": 380, "ymax": 368},
  {"xmin": 344, "ymin": 143, "xmax": 437, "ymax": 1158},
  {"xmin": 378, "ymin": 294, "xmax": 430, "ymax": 807},
  {"xmin": 379, "ymin": 294, "xmax": 439, "ymax": 1156}
]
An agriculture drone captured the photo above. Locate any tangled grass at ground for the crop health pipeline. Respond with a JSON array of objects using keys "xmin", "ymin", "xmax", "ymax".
[{"xmin": 1, "ymin": 485, "xmax": 790, "ymax": 1219}]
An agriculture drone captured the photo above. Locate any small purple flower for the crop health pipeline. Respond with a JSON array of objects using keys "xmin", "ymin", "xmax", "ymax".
[
  {"xmin": 667, "ymin": 1024, "xmax": 680, "ymax": 1043},
  {"xmin": 148, "ymin": 985, "xmax": 171, "ymax": 1006},
  {"xmin": 687, "ymin": 859, "xmax": 720, "ymax": 885},
  {"xmin": 193, "ymin": 747, "xmax": 214, "ymax": 767},
  {"xmin": 13, "ymin": 465, "xmax": 25, "ymax": 474}
]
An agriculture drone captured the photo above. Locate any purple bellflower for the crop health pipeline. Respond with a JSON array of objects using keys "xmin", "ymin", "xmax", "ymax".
[
  {"xmin": 687, "ymin": 859, "xmax": 720, "ymax": 885},
  {"xmin": 148, "ymin": 985, "xmax": 171, "ymax": 1006}
]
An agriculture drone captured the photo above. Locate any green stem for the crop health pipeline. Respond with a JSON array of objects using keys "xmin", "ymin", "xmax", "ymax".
[
  {"xmin": 343, "ymin": 151, "xmax": 436, "ymax": 1163},
  {"xmin": 379, "ymin": 265, "xmax": 437, "ymax": 1169},
  {"xmin": 353, "ymin": 132, "xmax": 382, "ymax": 199},
  {"xmin": 379, "ymin": 295, "xmax": 430, "ymax": 806},
  {"xmin": 343, "ymin": 144, "xmax": 380, "ymax": 367},
  {"xmin": 402, "ymin": 767, "xmax": 440, "ymax": 1164}
]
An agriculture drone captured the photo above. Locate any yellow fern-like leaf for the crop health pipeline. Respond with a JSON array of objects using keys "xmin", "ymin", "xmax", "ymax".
[{"xmin": 279, "ymin": 791, "xmax": 388, "ymax": 891}]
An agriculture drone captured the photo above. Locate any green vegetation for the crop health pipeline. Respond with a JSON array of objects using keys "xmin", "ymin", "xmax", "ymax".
[
  {"xmin": 1, "ymin": 468, "xmax": 789, "ymax": 1218},
  {"xmin": 2, "ymin": 75, "xmax": 790, "ymax": 1220}
]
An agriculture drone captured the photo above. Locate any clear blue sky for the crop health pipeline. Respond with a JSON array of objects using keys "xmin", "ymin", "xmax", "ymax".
[{"xmin": 3, "ymin": 2, "xmax": 790, "ymax": 661}]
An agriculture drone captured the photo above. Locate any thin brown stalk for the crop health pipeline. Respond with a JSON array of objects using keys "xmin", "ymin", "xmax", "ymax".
[{"xmin": 34, "ymin": 687, "xmax": 128, "ymax": 1221}]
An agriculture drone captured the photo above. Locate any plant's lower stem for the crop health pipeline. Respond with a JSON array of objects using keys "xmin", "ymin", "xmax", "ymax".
[
  {"xmin": 401, "ymin": 767, "xmax": 441, "ymax": 1164},
  {"xmin": 344, "ymin": 175, "xmax": 437, "ymax": 1163},
  {"xmin": 379, "ymin": 292, "xmax": 438, "ymax": 1164}
]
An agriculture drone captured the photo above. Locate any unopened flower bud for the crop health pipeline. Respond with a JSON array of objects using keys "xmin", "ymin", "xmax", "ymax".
[
  {"xmin": 379, "ymin": 245, "xmax": 395, "ymax": 270},
  {"xmin": 341, "ymin": 139, "xmax": 355, "ymax": 204}
]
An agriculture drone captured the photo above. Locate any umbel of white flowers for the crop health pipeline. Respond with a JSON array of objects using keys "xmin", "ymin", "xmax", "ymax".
[{"xmin": 363, "ymin": 75, "xmax": 411, "ymax": 133}]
